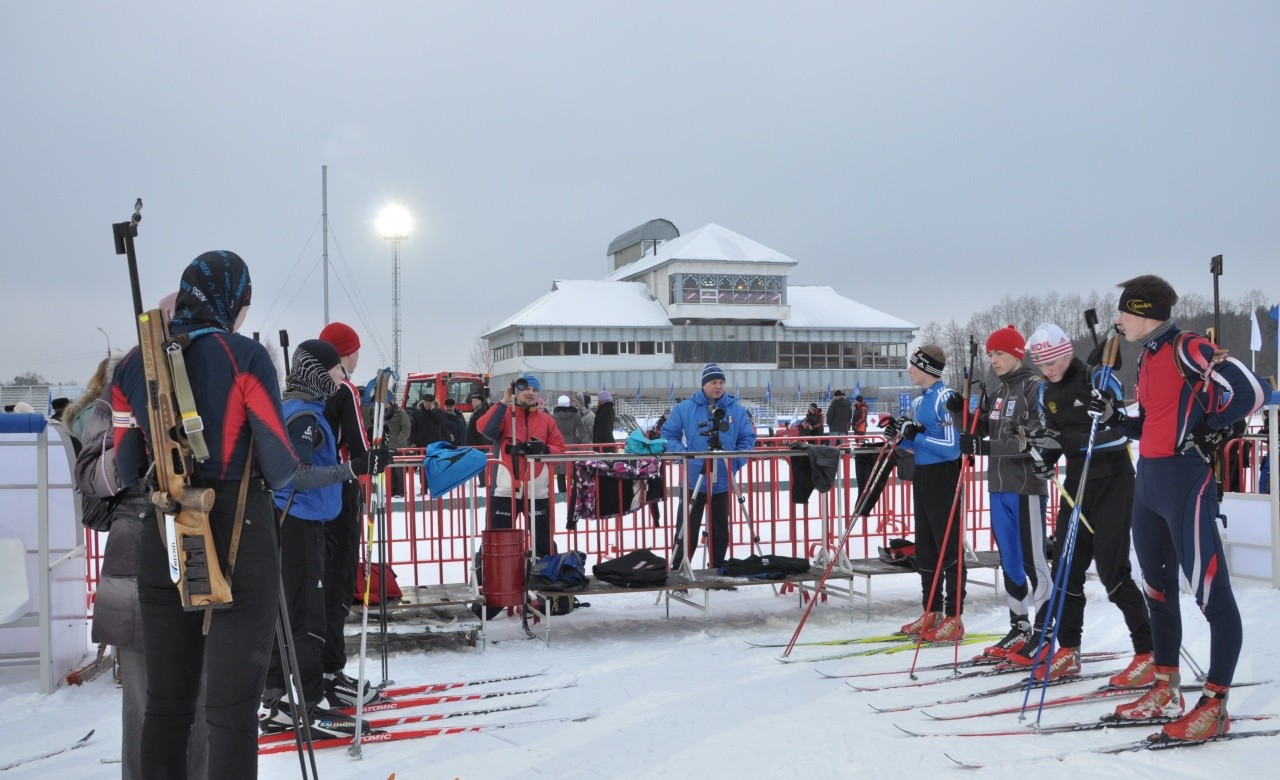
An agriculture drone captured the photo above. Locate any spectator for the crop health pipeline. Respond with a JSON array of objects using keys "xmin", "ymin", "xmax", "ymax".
[
  {"xmin": 592, "ymin": 390, "xmax": 616, "ymax": 447},
  {"xmin": 552, "ymin": 394, "xmax": 589, "ymax": 492},
  {"xmin": 442, "ymin": 397, "xmax": 466, "ymax": 444},
  {"xmin": 852, "ymin": 394, "xmax": 869, "ymax": 434}
]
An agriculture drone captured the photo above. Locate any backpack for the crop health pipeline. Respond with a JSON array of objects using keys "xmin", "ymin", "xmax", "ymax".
[
  {"xmin": 592, "ymin": 549, "xmax": 669, "ymax": 588},
  {"xmin": 877, "ymin": 538, "xmax": 917, "ymax": 569},
  {"xmin": 353, "ymin": 562, "xmax": 403, "ymax": 605},
  {"xmin": 528, "ymin": 551, "xmax": 589, "ymax": 592},
  {"xmin": 718, "ymin": 554, "xmax": 811, "ymax": 579}
]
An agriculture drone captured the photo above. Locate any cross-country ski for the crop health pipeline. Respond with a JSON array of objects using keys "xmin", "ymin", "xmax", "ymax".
[{"xmin": 258, "ymin": 712, "xmax": 598, "ymax": 755}]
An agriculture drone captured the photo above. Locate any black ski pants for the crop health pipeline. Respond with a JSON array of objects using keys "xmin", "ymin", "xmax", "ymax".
[
  {"xmin": 671, "ymin": 491, "xmax": 731, "ymax": 569},
  {"xmin": 321, "ymin": 480, "xmax": 362, "ymax": 674},
  {"xmin": 266, "ymin": 511, "xmax": 329, "ymax": 706},
  {"xmin": 138, "ymin": 479, "xmax": 278, "ymax": 780},
  {"xmin": 1038, "ymin": 469, "xmax": 1151, "ymax": 652},
  {"xmin": 489, "ymin": 495, "xmax": 553, "ymax": 556},
  {"xmin": 911, "ymin": 458, "xmax": 965, "ymax": 616}
]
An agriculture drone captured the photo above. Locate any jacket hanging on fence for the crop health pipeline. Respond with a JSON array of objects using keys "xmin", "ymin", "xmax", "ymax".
[
  {"xmin": 788, "ymin": 443, "xmax": 840, "ymax": 503},
  {"xmin": 570, "ymin": 458, "xmax": 665, "ymax": 521}
]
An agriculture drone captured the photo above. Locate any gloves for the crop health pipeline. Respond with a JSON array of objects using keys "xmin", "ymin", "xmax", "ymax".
[
  {"xmin": 880, "ymin": 415, "xmax": 900, "ymax": 439},
  {"xmin": 900, "ymin": 420, "xmax": 924, "ymax": 441},
  {"xmin": 1020, "ymin": 427, "xmax": 1062, "ymax": 453},
  {"xmin": 1087, "ymin": 389, "xmax": 1121, "ymax": 426},
  {"xmin": 350, "ymin": 446, "xmax": 391, "ymax": 476},
  {"xmin": 944, "ymin": 393, "xmax": 964, "ymax": 414},
  {"xmin": 959, "ymin": 432, "xmax": 984, "ymax": 456},
  {"xmin": 1086, "ymin": 339, "xmax": 1123, "ymax": 372},
  {"xmin": 1183, "ymin": 418, "xmax": 1245, "ymax": 458},
  {"xmin": 1031, "ymin": 453, "xmax": 1058, "ymax": 480}
]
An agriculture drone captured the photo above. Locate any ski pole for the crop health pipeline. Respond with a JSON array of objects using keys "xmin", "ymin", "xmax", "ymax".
[{"xmin": 1020, "ymin": 334, "xmax": 1120, "ymax": 723}]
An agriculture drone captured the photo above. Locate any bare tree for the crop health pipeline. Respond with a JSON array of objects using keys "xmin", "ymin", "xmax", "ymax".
[{"xmin": 468, "ymin": 336, "xmax": 494, "ymax": 375}]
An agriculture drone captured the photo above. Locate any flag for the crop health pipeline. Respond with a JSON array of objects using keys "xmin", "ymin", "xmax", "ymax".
[
  {"xmin": 825, "ymin": 381, "xmax": 832, "ymax": 403},
  {"xmin": 1272, "ymin": 304, "xmax": 1280, "ymax": 349},
  {"xmin": 795, "ymin": 383, "xmax": 802, "ymax": 401},
  {"xmin": 764, "ymin": 382, "xmax": 772, "ymax": 403},
  {"xmin": 853, "ymin": 380, "xmax": 861, "ymax": 398},
  {"xmin": 668, "ymin": 381, "xmax": 675, "ymax": 403},
  {"xmin": 635, "ymin": 384, "xmax": 642, "ymax": 404},
  {"xmin": 1251, "ymin": 308, "xmax": 1263, "ymax": 352}
]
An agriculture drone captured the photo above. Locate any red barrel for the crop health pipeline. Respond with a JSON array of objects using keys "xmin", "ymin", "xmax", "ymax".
[{"xmin": 481, "ymin": 529, "xmax": 527, "ymax": 608}]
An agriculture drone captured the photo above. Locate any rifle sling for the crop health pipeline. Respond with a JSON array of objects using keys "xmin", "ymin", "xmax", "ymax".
[
  {"xmin": 164, "ymin": 336, "xmax": 211, "ymax": 463},
  {"xmin": 226, "ymin": 441, "xmax": 254, "ymax": 581}
]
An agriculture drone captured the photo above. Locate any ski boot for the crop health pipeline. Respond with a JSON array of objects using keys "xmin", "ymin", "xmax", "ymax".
[
  {"xmin": 900, "ymin": 611, "xmax": 941, "ymax": 637},
  {"xmin": 1160, "ymin": 682, "xmax": 1229, "ymax": 741},
  {"xmin": 920, "ymin": 614, "xmax": 964, "ymax": 643},
  {"xmin": 1108, "ymin": 652, "xmax": 1155, "ymax": 688},
  {"xmin": 982, "ymin": 615, "xmax": 1030, "ymax": 659},
  {"xmin": 324, "ymin": 671, "xmax": 379, "ymax": 708},
  {"xmin": 1113, "ymin": 666, "xmax": 1183, "ymax": 720},
  {"xmin": 1033, "ymin": 646, "xmax": 1081, "ymax": 681}
]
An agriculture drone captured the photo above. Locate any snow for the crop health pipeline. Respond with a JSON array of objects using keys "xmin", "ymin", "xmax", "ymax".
[
  {"xmin": 3, "ymin": 560, "xmax": 1278, "ymax": 778},
  {"xmin": 783, "ymin": 285, "xmax": 919, "ymax": 330},
  {"xmin": 485, "ymin": 280, "xmax": 672, "ymax": 332},
  {"xmin": 604, "ymin": 223, "xmax": 799, "ymax": 282}
]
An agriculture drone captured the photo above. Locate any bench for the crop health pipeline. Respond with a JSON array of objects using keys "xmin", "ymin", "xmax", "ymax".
[{"xmin": 836, "ymin": 549, "xmax": 1003, "ymax": 621}]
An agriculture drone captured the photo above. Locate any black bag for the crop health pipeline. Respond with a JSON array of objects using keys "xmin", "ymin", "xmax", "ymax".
[
  {"xmin": 719, "ymin": 554, "xmax": 811, "ymax": 579},
  {"xmin": 81, "ymin": 490, "xmax": 127, "ymax": 532},
  {"xmin": 877, "ymin": 538, "xmax": 917, "ymax": 569},
  {"xmin": 592, "ymin": 549, "xmax": 668, "ymax": 588}
]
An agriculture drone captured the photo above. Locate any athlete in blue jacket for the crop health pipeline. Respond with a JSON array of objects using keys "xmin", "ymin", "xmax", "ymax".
[
  {"xmin": 661, "ymin": 363, "xmax": 757, "ymax": 568},
  {"xmin": 1092, "ymin": 274, "xmax": 1271, "ymax": 741}
]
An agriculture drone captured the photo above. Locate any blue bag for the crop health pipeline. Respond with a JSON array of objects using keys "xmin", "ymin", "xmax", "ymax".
[{"xmin": 421, "ymin": 441, "xmax": 488, "ymax": 497}]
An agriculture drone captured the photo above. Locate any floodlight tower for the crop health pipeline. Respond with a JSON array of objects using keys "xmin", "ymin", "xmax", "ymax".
[{"xmin": 377, "ymin": 205, "xmax": 412, "ymax": 378}]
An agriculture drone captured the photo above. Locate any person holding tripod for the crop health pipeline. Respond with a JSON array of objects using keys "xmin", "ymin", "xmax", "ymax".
[
  {"xmin": 660, "ymin": 363, "xmax": 756, "ymax": 569},
  {"xmin": 477, "ymin": 374, "xmax": 566, "ymax": 557},
  {"xmin": 883, "ymin": 345, "xmax": 965, "ymax": 642}
]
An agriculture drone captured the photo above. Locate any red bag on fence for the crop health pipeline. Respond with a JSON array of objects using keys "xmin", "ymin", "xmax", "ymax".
[{"xmin": 353, "ymin": 563, "xmax": 403, "ymax": 605}]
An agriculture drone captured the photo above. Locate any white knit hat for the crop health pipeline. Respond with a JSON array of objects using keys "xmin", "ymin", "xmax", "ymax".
[
  {"xmin": 1028, "ymin": 323, "xmax": 1074, "ymax": 365},
  {"xmin": 557, "ymin": 395, "xmax": 571, "ymax": 407}
]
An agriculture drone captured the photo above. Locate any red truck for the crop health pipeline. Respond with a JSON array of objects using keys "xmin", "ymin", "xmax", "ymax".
[{"xmin": 400, "ymin": 371, "xmax": 489, "ymax": 413}]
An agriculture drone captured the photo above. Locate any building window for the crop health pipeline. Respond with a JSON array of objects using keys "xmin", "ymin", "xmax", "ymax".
[{"xmin": 670, "ymin": 273, "xmax": 785, "ymax": 306}]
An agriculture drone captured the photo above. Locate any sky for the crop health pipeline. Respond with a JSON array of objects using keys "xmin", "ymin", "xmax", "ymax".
[{"xmin": 3, "ymin": 2, "xmax": 1279, "ymax": 387}]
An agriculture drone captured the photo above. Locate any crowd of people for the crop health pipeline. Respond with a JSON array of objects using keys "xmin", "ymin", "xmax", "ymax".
[{"xmin": 46, "ymin": 245, "xmax": 1274, "ymax": 779}]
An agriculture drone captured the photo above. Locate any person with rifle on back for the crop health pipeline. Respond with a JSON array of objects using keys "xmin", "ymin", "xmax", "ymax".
[
  {"xmin": 1090, "ymin": 274, "xmax": 1271, "ymax": 742},
  {"xmin": 112, "ymin": 251, "xmax": 299, "ymax": 778},
  {"xmin": 1009, "ymin": 322, "xmax": 1154, "ymax": 686},
  {"xmin": 883, "ymin": 345, "xmax": 965, "ymax": 642}
]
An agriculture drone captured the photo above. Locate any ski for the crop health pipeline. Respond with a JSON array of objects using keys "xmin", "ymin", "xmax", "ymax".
[
  {"xmin": 815, "ymin": 649, "xmax": 1125, "ymax": 680},
  {"xmin": 846, "ymin": 652, "xmax": 1127, "ymax": 692},
  {"xmin": 921, "ymin": 678, "xmax": 1270, "ymax": 721},
  {"xmin": 376, "ymin": 668, "xmax": 547, "ymax": 698},
  {"xmin": 897, "ymin": 712, "xmax": 1276, "ymax": 738},
  {"xmin": 260, "ymin": 697, "xmax": 548, "ymax": 745},
  {"xmin": 866, "ymin": 670, "xmax": 1116, "ymax": 713},
  {"xmin": 945, "ymin": 728, "xmax": 1280, "ymax": 768},
  {"xmin": 0, "ymin": 730, "xmax": 95, "ymax": 772},
  {"xmin": 747, "ymin": 632, "xmax": 999, "ymax": 649},
  {"xmin": 779, "ymin": 634, "xmax": 997, "ymax": 664},
  {"xmin": 259, "ymin": 712, "xmax": 597, "ymax": 755},
  {"xmin": 337, "ymin": 682, "xmax": 572, "ymax": 716}
]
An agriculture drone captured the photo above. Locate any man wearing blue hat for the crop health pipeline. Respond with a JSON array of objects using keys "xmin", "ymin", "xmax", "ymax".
[
  {"xmin": 477, "ymin": 373, "xmax": 566, "ymax": 557},
  {"xmin": 661, "ymin": 363, "xmax": 756, "ymax": 568}
]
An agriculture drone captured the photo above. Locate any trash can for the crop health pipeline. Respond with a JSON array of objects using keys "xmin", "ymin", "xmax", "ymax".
[{"xmin": 481, "ymin": 529, "xmax": 527, "ymax": 608}]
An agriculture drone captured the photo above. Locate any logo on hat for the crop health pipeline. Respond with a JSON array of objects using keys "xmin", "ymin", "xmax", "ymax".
[{"xmin": 1125, "ymin": 298, "xmax": 1153, "ymax": 315}]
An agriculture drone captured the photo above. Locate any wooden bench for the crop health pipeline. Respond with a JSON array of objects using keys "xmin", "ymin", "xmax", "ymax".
[{"xmin": 837, "ymin": 549, "xmax": 1003, "ymax": 621}]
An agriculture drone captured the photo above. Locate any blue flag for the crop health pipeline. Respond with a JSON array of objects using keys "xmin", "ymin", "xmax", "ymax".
[
  {"xmin": 635, "ymin": 384, "xmax": 642, "ymax": 404},
  {"xmin": 1272, "ymin": 304, "xmax": 1280, "ymax": 348},
  {"xmin": 796, "ymin": 383, "xmax": 802, "ymax": 401},
  {"xmin": 853, "ymin": 380, "xmax": 862, "ymax": 398},
  {"xmin": 764, "ymin": 382, "xmax": 772, "ymax": 403},
  {"xmin": 825, "ymin": 381, "xmax": 832, "ymax": 403},
  {"xmin": 668, "ymin": 381, "xmax": 675, "ymax": 403}
]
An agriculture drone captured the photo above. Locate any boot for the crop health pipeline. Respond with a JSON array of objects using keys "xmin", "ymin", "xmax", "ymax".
[
  {"xmin": 982, "ymin": 615, "xmax": 1030, "ymax": 659},
  {"xmin": 920, "ymin": 614, "xmax": 964, "ymax": 643},
  {"xmin": 1161, "ymin": 682, "xmax": 1229, "ymax": 741},
  {"xmin": 900, "ymin": 611, "xmax": 941, "ymax": 636},
  {"xmin": 1108, "ymin": 652, "xmax": 1155, "ymax": 688},
  {"xmin": 323, "ymin": 671, "xmax": 379, "ymax": 708},
  {"xmin": 1033, "ymin": 646, "xmax": 1081, "ymax": 681},
  {"xmin": 1113, "ymin": 666, "xmax": 1183, "ymax": 720}
]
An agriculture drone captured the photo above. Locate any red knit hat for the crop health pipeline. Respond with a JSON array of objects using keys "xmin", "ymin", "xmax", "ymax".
[
  {"xmin": 985, "ymin": 325, "xmax": 1026, "ymax": 359},
  {"xmin": 319, "ymin": 321, "xmax": 361, "ymax": 357}
]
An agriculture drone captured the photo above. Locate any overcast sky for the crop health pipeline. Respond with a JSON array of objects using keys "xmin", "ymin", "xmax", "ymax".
[{"xmin": 2, "ymin": 2, "xmax": 1277, "ymax": 387}]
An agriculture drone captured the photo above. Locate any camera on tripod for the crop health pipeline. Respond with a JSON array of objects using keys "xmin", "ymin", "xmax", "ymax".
[{"xmin": 699, "ymin": 407, "xmax": 730, "ymax": 450}]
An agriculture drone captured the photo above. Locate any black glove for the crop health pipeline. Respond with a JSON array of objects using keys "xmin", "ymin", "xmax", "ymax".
[
  {"xmin": 959, "ymin": 432, "xmax": 984, "ymax": 456},
  {"xmin": 1021, "ymin": 427, "xmax": 1062, "ymax": 453},
  {"xmin": 350, "ymin": 446, "xmax": 391, "ymax": 476},
  {"xmin": 900, "ymin": 420, "xmax": 924, "ymax": 441},
  {"xmin": 1087, "ymin": 339, "xmax": 1123, "ymax": 372},
  {"xmin": 518, "ymin": 438, "xmax": 549, "ymax": 456},
  {"xmin": 1031, "ymin": 453, "xmax": 1058, "ymax": 480},
  {"xmin": 880, "ymin": 415, "xmax": 900, "ymax": 439},
  {"xmin": 944, "ymin": 393, "xmax": 964, "ymax": 414},
  {"xmin": 1087, "ymin": 389, "xmax": 1121, "ymax": 426},
  {"xmin": 1183, "ymin": 417, "xmax": 1243, "ymax": 458}
]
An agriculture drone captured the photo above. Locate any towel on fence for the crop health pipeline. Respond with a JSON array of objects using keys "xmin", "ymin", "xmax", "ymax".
[
  {"xmin": 788, "ymin": 443, "xmax": 841, "ymax": 503},
  {"xmin": 570, "ymin": 458, "xmax": 665, "ymax": 523}
]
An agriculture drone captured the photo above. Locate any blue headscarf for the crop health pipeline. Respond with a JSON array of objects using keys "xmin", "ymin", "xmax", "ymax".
[{"xmin": 169, "ymin": 251, "xmax": 253, "ymax": 337}]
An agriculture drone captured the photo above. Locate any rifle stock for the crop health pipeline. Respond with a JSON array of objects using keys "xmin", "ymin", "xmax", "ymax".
[{"xmin": 138, "ymin": 309, "xmax": 232, "ymax": 608}]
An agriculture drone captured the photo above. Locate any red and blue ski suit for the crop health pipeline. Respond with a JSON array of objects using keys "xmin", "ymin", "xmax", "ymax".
[{"xmin": 1115, "ymin": 323, "xmax": 1271, "ymax": 686}]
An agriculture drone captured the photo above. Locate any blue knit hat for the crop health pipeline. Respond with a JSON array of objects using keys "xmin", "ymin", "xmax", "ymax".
[
  {"xmin": 520, "ymin": 373, "xmax": 541, "ymax": 391},
  {"xmin": 701, "ymin": 363, "xmax": 726, "ymax": 386}
]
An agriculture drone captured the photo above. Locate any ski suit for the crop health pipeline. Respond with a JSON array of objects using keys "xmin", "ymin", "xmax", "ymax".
[
  {"xmin": 1115, "ymin": 323, "xmax": 1271, "ymax": 686},
  {"xmin": 321, "ymin": 378, "xmax": 368, "ymax": 677},
  {"xmin": 478, "ymin": 401, "xmax": 566, "ymax": 556}
]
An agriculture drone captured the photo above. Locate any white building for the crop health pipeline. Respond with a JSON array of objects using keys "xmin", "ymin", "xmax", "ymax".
[{"xmin": 483, "ymin": 220, "xmax": 917, "ymax": 410}]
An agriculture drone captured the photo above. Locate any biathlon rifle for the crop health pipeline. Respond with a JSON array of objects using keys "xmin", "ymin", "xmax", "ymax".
[{"xmin": 114, "ymin": 201, "xmax": 232, "ymax": 611}]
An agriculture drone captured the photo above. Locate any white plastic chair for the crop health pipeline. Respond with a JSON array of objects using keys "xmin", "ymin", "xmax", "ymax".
[{"xmin": 0, "ymin": 538, "xmax": 32, "ymax": 624}]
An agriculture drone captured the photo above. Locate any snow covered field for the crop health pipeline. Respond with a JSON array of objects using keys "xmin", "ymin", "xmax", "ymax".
[{"xmin": 2, "ymin": 566, "xmax": 1278, "ymax": 779}]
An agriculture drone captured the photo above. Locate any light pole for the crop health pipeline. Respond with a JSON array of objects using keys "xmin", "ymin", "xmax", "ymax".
[
  {"xmin": 95, "ymin": 327, "xmax": 111, "ymax": 357},
  {"xmin": 377, "ymin": 205, "xmax": 412, "ymax": 378}
]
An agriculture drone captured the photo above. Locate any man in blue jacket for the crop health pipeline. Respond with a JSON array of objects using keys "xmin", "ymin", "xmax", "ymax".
[{"xmin": 661, "ymin": 363, "xmax": 757, "ymax": 569}]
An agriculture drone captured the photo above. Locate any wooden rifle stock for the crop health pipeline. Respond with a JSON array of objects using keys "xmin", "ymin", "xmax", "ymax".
[{"xmin": 137, "ymin": 309, "xmax": 232, "ymax": 609}]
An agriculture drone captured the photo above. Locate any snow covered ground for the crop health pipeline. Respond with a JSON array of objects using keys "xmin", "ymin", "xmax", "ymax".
[{"xmin": 2, "ymin": 567, "xmax": 1278, "ymax": 779}]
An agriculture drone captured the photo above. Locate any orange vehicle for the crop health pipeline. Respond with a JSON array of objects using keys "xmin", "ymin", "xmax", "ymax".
[{"xmin": 401, "ymin": 371, "xmax": 490, "ymax": 414}]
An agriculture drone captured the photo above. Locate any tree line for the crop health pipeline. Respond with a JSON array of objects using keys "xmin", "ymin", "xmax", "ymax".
[{"xmin": 916, "ymin": 289, "xmax": 1279, "ymax": 401}]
